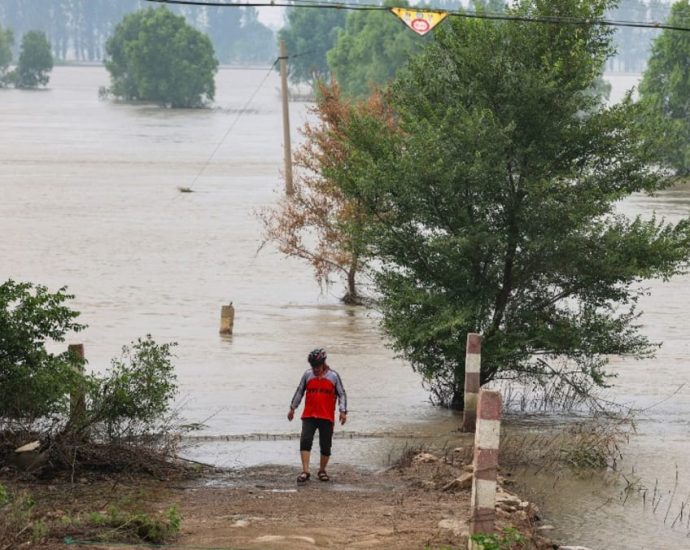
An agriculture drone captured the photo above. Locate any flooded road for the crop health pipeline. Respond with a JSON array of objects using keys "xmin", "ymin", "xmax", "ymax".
[
  {"xmin": 0, "ymin": 66, "xmax": 454, "ymax": 466},
  {"xmin": 1, "ymin": 67, "xmax": 689, "ymax": 549}
]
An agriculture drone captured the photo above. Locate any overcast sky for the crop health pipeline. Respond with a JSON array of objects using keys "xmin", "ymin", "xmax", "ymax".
[
  {"xmin": 257, "ymin": 6, "xmax": 286, "ymax": 29},
  {"xmin": 255, "ymin": 0, "xmax": 675, "ymax": 31}
]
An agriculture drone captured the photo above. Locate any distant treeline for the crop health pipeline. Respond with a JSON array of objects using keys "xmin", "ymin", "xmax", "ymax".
[
  {"xmin": 0, "ymin": 0, "xmax": 674, "ymax": 71},
  {"xmin": 428, "ymin": 0, "xmax": 672, "ymax": 74},
  {"xmin": 0, "ymin": 0, "xmax": 276, "ymax": 65},
  {"xmin": 605, "ymin": 0, "xmax": 671, "ymax": 72}
]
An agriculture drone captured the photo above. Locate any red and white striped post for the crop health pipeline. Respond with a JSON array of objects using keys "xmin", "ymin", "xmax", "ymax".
[
  {"xmin": 462, "ymin": 333, "xmax": 482, "ymax": 432},
  {"xmin": 469, "ymin": 389, "xmax": 502, "ymax": 545}
]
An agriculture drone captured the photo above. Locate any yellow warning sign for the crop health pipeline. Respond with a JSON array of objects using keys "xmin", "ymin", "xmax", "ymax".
[{"xmin": 391, "ymin": 7, "xmax": 448, "ymax": 36}]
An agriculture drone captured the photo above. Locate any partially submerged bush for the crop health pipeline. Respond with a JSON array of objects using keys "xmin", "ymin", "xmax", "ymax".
[
  {"xmin": 500, "ymin": 413, "xmax": 633, "ymax": 473},
  {"xmin": 0, "ymin": 280, "xmax": 181, "ymax": 476},
  {"xmin": 85, "ymin": 336, "xmax": 178, "ymax": 441},
  {"xmin": 486, "ymin": 357, "xmax": 622, "ymax": 416},
  {"xmin": 47, "ymin": 336, "xmax": 182, "ymax": 474}
]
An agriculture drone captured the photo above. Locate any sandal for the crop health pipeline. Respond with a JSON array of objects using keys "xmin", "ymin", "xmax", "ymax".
[
  {"xmin": 317, "ymin": 470, "xmax": 329, "ymax": 482},
  {"xmin": 297, "ymin": 472, "xmax": 310, "ymax": 483}
]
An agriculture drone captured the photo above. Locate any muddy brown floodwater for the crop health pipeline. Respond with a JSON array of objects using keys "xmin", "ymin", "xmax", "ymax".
[{"xmin": 2, "ymin": 67, "xmax": 690, "ymax": 549}]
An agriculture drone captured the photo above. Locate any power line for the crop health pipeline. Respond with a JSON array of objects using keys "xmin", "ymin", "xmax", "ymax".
[
  {"xmin": 183, "ymin": 59, "xmax": 278, "ymax": 191},
  {"xmin": 146, "ymin": 0, "xmax": 690, "ymax": 33},
  {"xmin": 220, "ymin": 65, "xmax": 277, "ymax": 70}
]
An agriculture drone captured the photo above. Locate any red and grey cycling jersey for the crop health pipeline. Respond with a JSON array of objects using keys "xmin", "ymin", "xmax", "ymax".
[{"xmin": 290, "ymin": 367, "xmax": 347, "ymax": 423}]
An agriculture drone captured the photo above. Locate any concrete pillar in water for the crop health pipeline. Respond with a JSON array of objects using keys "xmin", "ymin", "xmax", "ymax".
[
  {"xmin": 462, "ymin": 333, "xmax": 482, "ymax": 432},
  {"xmin": 68, "ymin": 343, "xmax": 86, "ymax": 424},
  {"xmin": 220, "ymin": 303, "xmax": 235, "ymax": 335},
  {"xmin": 469, "ymin": 388, "xmax": 502, "ymax": 545}
]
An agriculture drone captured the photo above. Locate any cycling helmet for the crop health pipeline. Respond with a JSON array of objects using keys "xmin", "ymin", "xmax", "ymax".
[{"xmin": 308, "ymin": 348, "xmax": 327, "ymax": 366}]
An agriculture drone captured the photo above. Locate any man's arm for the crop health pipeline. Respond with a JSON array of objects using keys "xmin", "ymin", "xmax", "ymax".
[
  {"xmin": 287, "ymin": 371, "xmax": 308, "ymax": 421},
  {"xmin": 334, "ymin": 371, "xmax": 348, "ymax": 425}
]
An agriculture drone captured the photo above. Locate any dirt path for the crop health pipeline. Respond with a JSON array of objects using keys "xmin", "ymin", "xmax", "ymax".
[
  {"xmin": 169, "ymin": 462, "xmax": 471, "ymax": 550},
  {"xmin": 5, "ymin": 448, "xmax": 548, "ymax": 550}
]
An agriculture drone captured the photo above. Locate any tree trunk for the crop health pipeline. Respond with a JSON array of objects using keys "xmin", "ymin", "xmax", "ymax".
[
  {"xmin": 450, "ymin": 389, "xmax": 464, "ymax": 411},
  {"xmin": 341, "ymin": 258, "xmax": 361, "ymax": 305}
]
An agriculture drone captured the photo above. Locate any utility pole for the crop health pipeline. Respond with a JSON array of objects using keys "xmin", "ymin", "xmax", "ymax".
[{"xmin": 279, "ymin": 40, "xmax": 294, "ymax": 197}]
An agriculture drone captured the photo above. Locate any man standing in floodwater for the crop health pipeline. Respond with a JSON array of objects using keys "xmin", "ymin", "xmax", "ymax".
[{"xmin": 287, "ymin": 348, "xmax": 348, "ymax": 483}]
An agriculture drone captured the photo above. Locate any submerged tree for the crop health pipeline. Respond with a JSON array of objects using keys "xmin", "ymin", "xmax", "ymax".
[
  {"xmin": 260, "ymin": 84, "xmax": 394, "ymax": 304},
  {"xmin": 328, "ymin": 0, "xmax": 690, "ymax": 408},
  {"xmin": 104, "ymin": 7, "xmax": 218, "ymax": 108},
  {"xmin": 638, "ymin": 0, "xmax": 690, "ymax": 176},
  {"xmin": 13, "ymin": 30, "xmax": 53, "ymax": 88}
]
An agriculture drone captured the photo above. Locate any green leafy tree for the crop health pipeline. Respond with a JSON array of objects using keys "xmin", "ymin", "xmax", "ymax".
[
  {"xmin": 279, "ymin": 7, "xmax": 346, "ymax": 86},
  {"xmin": 261, "ymin": 84, "xmax": 391, "ymax": 304},
  {"xmin": 13, "ymin": 30, "xmax": 53, "ymax": 88},
  {"xmin": 590, "ymin": 74, "xmax": 611, "ymax": 103},
  {"xmin": 638, "ymin": 0, "xmax": 690, "ymax": 176},
  {"xmin": 327, "ymin": 0, "xmax": 690, "ymax": 408},
  {"xmin": 327, "ymin": 0, "xmax": 428, "ymax": 98},
  {"xmin": 0, "ymin": 280, "xmax": 85, "ymax": 421},
  {"xmin": 104, "ymin": 7, "xmax": 218, "ymax": 108},
  {"xmin": 0, "ymin": 24, "xmax": 13, "ymax": 87}
]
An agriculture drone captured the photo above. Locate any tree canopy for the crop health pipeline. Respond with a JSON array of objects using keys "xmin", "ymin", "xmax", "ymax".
[
  {"xmin": 13, "ymin": 30, "xmax": 53, "ymax": 88},
  {"xmin": 0, "ymin": 280, "xmax": 85, "ymax": 420},
  {"xmin": 638, "ymin": 0, "xmax": 690, "ymax": 176},
  {"xmin": 322, "ymin": 0, "xmax": 690, "ymax": 408},
  {"xmin": 104, "ymin": 7, "xmax": 218, "ymax": 108},
  {"xmin": 0, "ymin": 24, "xmax": 13, "ymax": 87},
  {"xmin": 327, "ymin": 0, "xmax": 428, "ymax": 98},
  {"xmin": 279, "ymin": 7, "xmax": 347, "ymax": 87}
]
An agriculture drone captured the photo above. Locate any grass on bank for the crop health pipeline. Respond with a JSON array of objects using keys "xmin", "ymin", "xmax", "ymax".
[{"xmin": 0, "ymin": 477, "xmax": 185, "ymax": 547}]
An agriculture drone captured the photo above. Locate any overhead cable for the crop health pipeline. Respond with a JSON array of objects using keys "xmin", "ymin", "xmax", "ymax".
[{"xmin": 146, "ymin": 0, "xmax": 690, "ymax": 33}]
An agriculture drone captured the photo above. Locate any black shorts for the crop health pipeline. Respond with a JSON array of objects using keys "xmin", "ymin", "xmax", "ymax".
[{"xmin": 300, "ymin": 417, "xmax": 334, "ymax": 456}]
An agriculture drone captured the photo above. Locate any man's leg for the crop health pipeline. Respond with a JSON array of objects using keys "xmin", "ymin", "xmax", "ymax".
[
  {"xmin": 319, "ymin": 453, "xmax": 330, "ymax": 473},
  {"xmin": 317, "ymin": 419, "xmax": 334, "ymax": 480},
  {"xmin": 299, "ymin": 418, "xmax": 318, "ymax": 479},
  {"xmin": 301, "ymin": 450, "xmax": 311, "ymax": 473}
]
